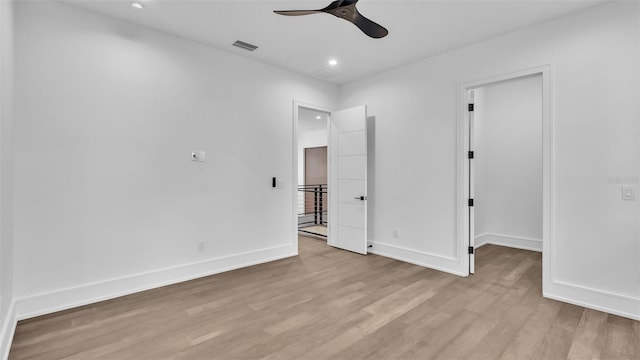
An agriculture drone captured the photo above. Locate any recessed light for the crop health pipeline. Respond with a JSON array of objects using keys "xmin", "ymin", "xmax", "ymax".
[
  {"xmin": 316, "ymin": 116, "xmax": 322, "ymax": 120},
  {"xmin": 328, "ymin": 59, "xmax": 338, "ymax": 66},
  {"xmin": 131, "ymin": 2, "xmax": 144, "ymax": 10}
]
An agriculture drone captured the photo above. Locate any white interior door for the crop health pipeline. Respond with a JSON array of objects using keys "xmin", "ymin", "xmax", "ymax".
[{"xmin": 328, "ymin": 105, "xmax": 368, "ymax": 255}]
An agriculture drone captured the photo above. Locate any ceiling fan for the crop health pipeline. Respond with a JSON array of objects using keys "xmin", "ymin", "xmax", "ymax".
[{"xmin": 274, "ymin": 0, "xmax": 389, "ymax": 39}]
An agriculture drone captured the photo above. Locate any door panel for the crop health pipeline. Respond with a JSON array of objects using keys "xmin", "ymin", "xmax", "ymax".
[
  {"xmin": 338, "ymin": 155, "xmax": 366, "ymax": 180},
  {"xmin": 338, "ymin": 203, "xmax": 364, "ymax": 228},
  {"xmin": 329, "ymin": 105, "xmax": 368, "ymax": 254},
  {"xmin": 338, "ymin": 131, "xmax": 366, "ymax": 155},
  {"xmin": 338, "ymin": 179, "xmax": 365, "ymax": 204},
  {"xmin": 337, "ymin": 226, "xmax": 366, "ymax": 254},
  {"xmin": 334, "ymin": 115, "xmax": 363, "ymax": 132}
]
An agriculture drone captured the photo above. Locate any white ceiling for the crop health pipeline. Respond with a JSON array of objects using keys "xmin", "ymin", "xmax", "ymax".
[{"xmin": 60, "ymin": 0, "xmax": 607, "ymax": 84}]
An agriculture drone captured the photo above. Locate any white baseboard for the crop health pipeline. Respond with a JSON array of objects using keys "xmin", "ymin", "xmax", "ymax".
[
  {"xmin": 0, "ymin": 301, "xmax": 16, "ymax": 360},
  {"xmin": 475, "ymin": 233, "xmax": 542, "ymax": 252},
  {"xmin": 16, "ymin": 244, "xmax": 297, "ymax": 321},
  {"xmin": 368, "ymin": 241, "xmax": 467, "ymax": 277},
  {"xmin": 545, "ymin": 280, "xmax": 640, "ymax": 321}
]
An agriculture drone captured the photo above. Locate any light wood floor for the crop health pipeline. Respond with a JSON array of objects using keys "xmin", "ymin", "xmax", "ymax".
[{"xmin": 9, "ymin": 236, "xmax": 640, "ymax": 360}]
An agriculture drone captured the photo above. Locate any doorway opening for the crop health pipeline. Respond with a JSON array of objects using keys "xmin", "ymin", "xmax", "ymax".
[
  {"xmin": 293, "ymin": 101, "xmax": 370, "ymax": 255},
  {"xmin": 458, "ymin": 66, "xmax": 552, "ymax": 289},
  {"xmin": 296, "ymin": 106, "xmax": 329, "ymax": 240},
  {"xmin": 471, "ymin": 73, "xmax": 543, "ymax": 270}
]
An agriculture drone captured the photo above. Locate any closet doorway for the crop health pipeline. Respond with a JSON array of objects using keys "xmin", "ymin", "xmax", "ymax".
[{"xmin": 459, "ymin": 66, "xmax": 552, "ymax": 284}]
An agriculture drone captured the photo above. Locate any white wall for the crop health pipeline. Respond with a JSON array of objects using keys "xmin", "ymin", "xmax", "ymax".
[
  {"xmin": 7, "ymin": 0, "xmax": 639, "ymax": 331},
  {"xmin": 474, "ymin": 75, "xmax": 543, "ymax": 251},
  {"xmin": 340, "ymin": 2, "xmax": 639, "ymax": 319},
  {"xmin": 0, "ymin": 0, "xmax": 16, "ymax": 357},
  {"xmin": 13, "ymin": 1, "xmax": 337, "ymax": 319}
]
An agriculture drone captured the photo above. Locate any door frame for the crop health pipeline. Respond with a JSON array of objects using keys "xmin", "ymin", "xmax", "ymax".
[
  {"xmin": 292, "ymin": 100, "xmax": 332, "ymax": 252},
  {"xmin": 456, "ymin": 65, "xmax": 553, "ymax": 292}
]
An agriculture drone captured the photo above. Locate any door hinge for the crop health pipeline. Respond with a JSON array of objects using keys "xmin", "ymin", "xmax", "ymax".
[
  {"xmin": 468, "ymin": 151, "xmax": 474, "ymax": 159},
  {"xmin": 468, "ymin": 246, "xmax": 474, "ymax": 254},
  {"xmin": 468, "ymin": 103, "xmax": 474, "ymax": 111},
  {"xmin": 468, "ymin": 199, "xmax": 474, "ymax": 206}
]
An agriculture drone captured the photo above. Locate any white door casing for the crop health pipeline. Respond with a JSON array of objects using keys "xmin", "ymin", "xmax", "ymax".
[{"xmin": 468, "ymin": 92, "xmax": 476, "ymax": 274}]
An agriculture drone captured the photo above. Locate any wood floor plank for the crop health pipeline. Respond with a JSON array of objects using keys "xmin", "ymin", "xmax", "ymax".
[
  {"xmin": 602, "ymin": 315, "xmax": 637, "ymax": 359},
  {"xmin": 396, "ymin": 309, "xmax": 479, "ymax": 359},
  {"xmin": 364, "ymin": 311, "xmax": 452, "ymax": 360},
  {"xmin": 8, "ymin": 238, "xmax": 639, "ymax": 360},
  {"xmin": 456, "ymin": 284, "xmax": 538, "ymax": 359},
  {"xmin": 535, "ymin": 303, "xmax": 585, "ymax": 360},
  {"xmin": 499, "ymin": 299, "xmax": 563, "ymax": 360},
  {"xmin": 634, "ymin": 319, "xmax": 640, "ymax": 357},
  {"xmin": 432, "ymin": 313, "xmax": 500, "ymax": 360},
  {"xmin": 567, "ymin": 308, "xmax": 609, "ymax": 360}
]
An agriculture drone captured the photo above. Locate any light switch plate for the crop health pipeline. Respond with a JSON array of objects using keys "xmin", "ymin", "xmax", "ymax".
[{"xmin": 622, "ymin": 185, "xmax": 636, "ymax": 201}]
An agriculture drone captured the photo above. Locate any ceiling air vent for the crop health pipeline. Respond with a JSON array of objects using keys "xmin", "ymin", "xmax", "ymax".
[
  {"xmin": 232, "ymin": 40, "xmax": 258, "ymax": 52},
  {"xmin": 311, "ymin": 66, "xmax": 337, "ymax": 81}
]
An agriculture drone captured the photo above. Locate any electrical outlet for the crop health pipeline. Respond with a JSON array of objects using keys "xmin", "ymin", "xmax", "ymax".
[
  {"xmin": 393, "ymin": 228, "xmax": 400, "ymax": 239},
  {"xmin": 622, "ymin": 185, "xmax": 636, "ymax": 201},
  {"xmin": 198, "ymin": 151, "xmax": 206, "ymax": 162},
  {"xmin": 198, "ymin": 242, "xmax": 205, "ymax": 252}
]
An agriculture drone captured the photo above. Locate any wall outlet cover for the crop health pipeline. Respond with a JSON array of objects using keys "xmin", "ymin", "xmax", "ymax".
[{"xmin": 622, "ymin": 185, "xmax": 636, "ymax": 201}]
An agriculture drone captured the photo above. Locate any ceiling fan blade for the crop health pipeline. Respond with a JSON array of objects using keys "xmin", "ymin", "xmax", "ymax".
[
  {"xmin": 275, "ymin": 0, "xmax": 389, "ymax": 39},
  {"xmin": 351, "ymin": 8, "xmax": 388, "ymax": 39},
  {"xmin": 274, "ymin": 10, "xmax": 322, "ymax": 16},
  {"xmin": 322, "ymin": 0, "xmax": 358, "ymax": 12}
]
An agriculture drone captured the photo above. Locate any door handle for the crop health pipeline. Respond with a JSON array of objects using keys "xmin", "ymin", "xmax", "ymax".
[{"xmin": 354, "ymin": 196, "xmax": 367, "ymax": 201}]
